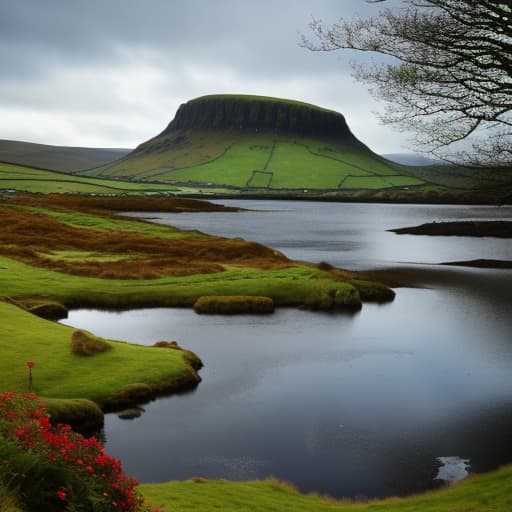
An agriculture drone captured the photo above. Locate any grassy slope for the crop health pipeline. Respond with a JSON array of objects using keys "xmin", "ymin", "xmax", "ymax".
[
  {"xmin": 0, "ymin": 162, "xmax": 177, "ymax": 194},
  {"xmin": 0, "ymin": 301, "xmax": 194, "ymax": 402},
  {"xmin": 87, "ymin": 131, "xmax": 423, "ymax": 191},
  {"xmin": 0, "ymin": 139, "xmax": 131, "ymax": 173},
  {"xmin": 141, "ymin": 465, "xmax": 512, "ymax": 512}
]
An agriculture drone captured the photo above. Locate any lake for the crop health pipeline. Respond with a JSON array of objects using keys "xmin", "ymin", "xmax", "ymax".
[{"xmin": 61, "ymin": 201, "xmax": 512, "ymax": 498}]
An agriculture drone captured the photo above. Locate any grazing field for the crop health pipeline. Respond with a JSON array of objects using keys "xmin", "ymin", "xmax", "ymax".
[
  {"xmin": 0, "ymin": 162, "xmax": 177, "ymax": 194},
  {"xmin": 91, "ymin": 131, "xmax": 422, "ymax": 191}
]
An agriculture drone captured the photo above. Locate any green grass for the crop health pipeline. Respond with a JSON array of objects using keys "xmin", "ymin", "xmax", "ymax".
[
  {"xmin": 0, "ymin": 255, "xmax": 360, "ymax": 309},
  {"xmin": 165, "ymin": 136, "xmax": 273, "ymax": 187},
  {"xmin": 0, "ymin": 162, "xmax": 177, "ymax": 194},
  {"xmin": 141, "ymin": 465, "xmax": 512, "ymax": 512},
  {"xmin": 0, "ymin": 300, "xmax": 196, "ymax": 403},
  {"xmin": 87, "ymin": 131, "xmax": 424, "ymax": 192}
]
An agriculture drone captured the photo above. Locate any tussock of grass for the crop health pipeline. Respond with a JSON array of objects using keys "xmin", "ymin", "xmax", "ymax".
[
  {"xmin": 70, "ymin": 330, "xmax": 112, "ymax": 356},
  {"xmin": 194, "ymin": 295, "xmax": 275, "ymax": 314},
  {"xmin": 141, "ymin": 465, "xmax": 512, "ymax": 512}
]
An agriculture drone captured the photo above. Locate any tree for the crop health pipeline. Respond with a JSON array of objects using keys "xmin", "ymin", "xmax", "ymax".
[{"xmin": 302, "ymin": 1, "xmax": 512, "ymax": 166}]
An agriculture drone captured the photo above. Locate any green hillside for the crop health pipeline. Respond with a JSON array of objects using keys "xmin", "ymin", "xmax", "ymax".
[
  {"xmin": 81, "ymin": 95, "xmax": 424, "ymax": 192},
  {"xmin": 0, "ymin": 161, "xmax": 178, "ymax": 195}
]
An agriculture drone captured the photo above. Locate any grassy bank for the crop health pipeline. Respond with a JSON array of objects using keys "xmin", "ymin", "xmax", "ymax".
[
  {"xmin": 0, "ymin": 194, "xmax": 393, "ymax": 308},
  {"xmin": 141, "ymin": 465, "xmax": 512, "ymax": 511},
  {"xmin": 0, "ymin": 300, "xmax": 201, "ymax": 410}
]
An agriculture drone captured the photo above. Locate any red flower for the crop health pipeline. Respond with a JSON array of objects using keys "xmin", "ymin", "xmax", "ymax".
[
  {"xmin": 26, "ymin": 361, "xmax": 35, "ymax": 368},
  {"xmin": 56, "ymin": 488, "xmax": 67, "ymax": 501}
]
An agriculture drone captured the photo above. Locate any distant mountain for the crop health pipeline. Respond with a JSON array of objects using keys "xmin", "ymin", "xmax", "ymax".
[
  {"xmin": 80, "ymin": 94, "xmax": 423, "ymax": 192},
  {"xmin": 382, "ymin": 153, "xmax": 443, "ymax": 166},
  {"xmin": 0, "ymin": 139, "xmax": 131, "ymax": 173}
]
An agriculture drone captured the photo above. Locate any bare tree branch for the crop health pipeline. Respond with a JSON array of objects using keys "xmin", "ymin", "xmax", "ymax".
[{"xmin": 301, "ymin": 0, "xmax": 512, "ymax": 166}]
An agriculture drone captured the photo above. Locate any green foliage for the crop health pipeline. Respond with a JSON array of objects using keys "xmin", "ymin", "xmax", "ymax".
[
  {"xmin": 0, "ymin": 393, "xmax": 146, "ymax": 512},
  {"xmin": 194, "ymin": 295, "xmax": 275, "ymax": 314}
]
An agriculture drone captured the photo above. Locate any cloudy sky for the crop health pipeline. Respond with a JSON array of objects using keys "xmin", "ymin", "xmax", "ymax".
[{"xmin": 0, "ymin": 0, "xmax": 412, "ymax": 154}]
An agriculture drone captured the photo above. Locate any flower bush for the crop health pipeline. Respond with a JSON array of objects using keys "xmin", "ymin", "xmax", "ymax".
[{"xmin": 0, "ymin": 392, "xmax": 148, "ymax": 512}]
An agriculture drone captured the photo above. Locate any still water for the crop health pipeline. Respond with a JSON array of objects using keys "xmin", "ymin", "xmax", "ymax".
[{"xmin": 62, "ymin": 201, "xmax": 512, "ymax": 498}]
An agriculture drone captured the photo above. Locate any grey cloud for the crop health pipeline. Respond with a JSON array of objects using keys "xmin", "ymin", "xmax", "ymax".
[{"xmin": 0, "ymin": 0, "xmax": 413, "ymax": 151}]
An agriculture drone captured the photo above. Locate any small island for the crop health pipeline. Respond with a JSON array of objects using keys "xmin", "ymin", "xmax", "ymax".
[{"xmin": 389, "ymin": 220, "xmax": 512, "ymax": 238}]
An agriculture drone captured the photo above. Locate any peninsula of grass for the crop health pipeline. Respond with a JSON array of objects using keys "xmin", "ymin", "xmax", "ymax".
[
  {"xmin": 141, "ymin": 464, "xmax": 512, "ymax": 512},
  {"xmin": 0, "ymin": 300, "xmax": 201, "ymax": 424}
]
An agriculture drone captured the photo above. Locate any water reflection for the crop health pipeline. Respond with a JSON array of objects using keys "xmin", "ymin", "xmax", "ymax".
[{"xmin": 63, "ymin": 201, "xmax": 512, "ymax": 498}]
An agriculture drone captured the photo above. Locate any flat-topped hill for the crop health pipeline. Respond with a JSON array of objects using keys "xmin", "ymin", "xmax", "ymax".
[
  {"xmin": 81, "ymin": 94, "xmax": 425, "ymax": 192},
  {"xmin": 159, "ymin": 94, "xmax": 356, "ymax": 138}
]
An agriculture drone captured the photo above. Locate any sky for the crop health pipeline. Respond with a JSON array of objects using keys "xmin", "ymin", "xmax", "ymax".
[{"xmin": 0, "ymin": 0, "xmax": 412, "ymax": 154}]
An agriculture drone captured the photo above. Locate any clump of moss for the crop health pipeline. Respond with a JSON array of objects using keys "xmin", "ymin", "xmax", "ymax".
[
  {"xmin": 349, "ymin": 279, "xmax": 396, "ymax": 303},
  {"xmin": 43, "ymin": 397, "xmax": 104, "ymax": 431},
  {"xmin": 333, "ymin": 283, "xmax": 362, "ymax": 310},
  {"xmin": 194, "ymin": 295, "xmax": 274, "ymax": 314},
  {"xmin": 302, "ymin": 292, "xmax": 333, "ymax": 310},
  {"xmin": 70, "ymin": 330, "xmax": 112, "ymax": 356}
]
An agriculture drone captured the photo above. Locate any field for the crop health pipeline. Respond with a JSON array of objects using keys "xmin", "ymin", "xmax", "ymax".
[
  {"xmin": 0, "ymin": 162, "xmax": 178, "ymax": 194},
  {"xmin": 89, "ymin": 131, "xmax": 425, "ymax": 191}
]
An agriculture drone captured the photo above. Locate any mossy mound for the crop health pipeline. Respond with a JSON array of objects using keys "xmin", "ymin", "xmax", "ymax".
[
  {"xmin": 70, "ymin": 330, "xmax": 112, "ymax": 356},
  {"xmin": 302, "ymin": 283, "xmax": 363, "ymax": 311},
  {"xmin": 349, "ymin": 280, "xmax": 396, "ymax": 303},
  {"xmin": 43, "ymin": 398, "xmax": 104, "ymax": 431},
  {"xmin": 194, "ymin": 295, "xmax": 275, "ymax": 314}
]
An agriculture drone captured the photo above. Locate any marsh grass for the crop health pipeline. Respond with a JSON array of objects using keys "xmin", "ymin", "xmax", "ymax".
[
  {"xmin": 0, "ymin": 198, "xmax": 289, "ymax": 279},
  {"xmin": 141, "ymin": 465, "xmax": 512, "ymax": 512}
]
